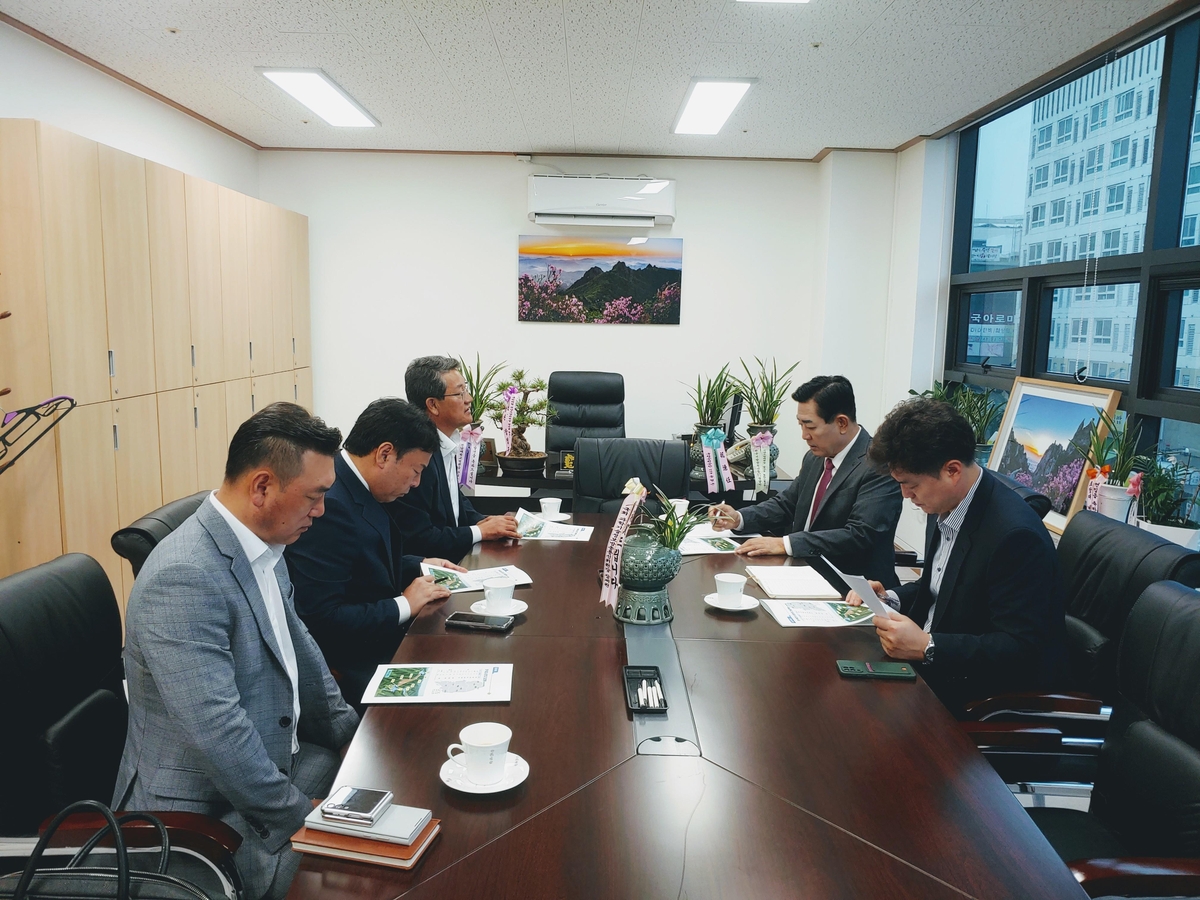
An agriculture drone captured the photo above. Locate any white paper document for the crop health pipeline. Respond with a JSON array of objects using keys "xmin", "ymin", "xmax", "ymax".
[
  {"xmin": 362, "ymin": 663, "xmax": 514, "ymax": 704},
  {"xmin": 678, "ymin": 522, "xmax": 761, "ymax": 555},
  {"xmin": 420, "ymin": 563, "xmax": 532, "ymax": 593},
  {"xmin": 822, "ymin": 557, "xmax": 895, "ymax": 620},
  {"xmin": 745, "ymin": 565, "xmax": 840, "ymax": 599},
  {"xmin": 760, "ymin": 599, "xmax": 876, "ymax": 628},
  {"xmin": 514, "ymin": 507, "xmax": 594, "ymax": 541}
]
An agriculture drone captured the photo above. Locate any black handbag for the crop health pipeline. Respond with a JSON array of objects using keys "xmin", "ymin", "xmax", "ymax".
[{"xmin": 0, "ymin": 801, "xmax": 230, "ymax": 900}]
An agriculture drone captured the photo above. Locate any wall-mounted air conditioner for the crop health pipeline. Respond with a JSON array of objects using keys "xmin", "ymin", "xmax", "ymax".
[{"xmin": 527, "ymin": 175, "xmax": 676, "ymax": 227}]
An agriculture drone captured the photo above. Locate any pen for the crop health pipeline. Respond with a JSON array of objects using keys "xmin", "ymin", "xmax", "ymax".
[{"xmin": 637, "ymin": 684, "xmax": 645, "ymax": 707}]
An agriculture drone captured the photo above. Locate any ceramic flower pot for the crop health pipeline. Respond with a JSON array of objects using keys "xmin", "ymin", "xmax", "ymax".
[
  {"xmin": 614, "ymin": 531, "xmax": 681, "ymax": 625},
  {"xmin": 1136, "ymin": 517, "xmax": 1200, "ymax": 550},
  {"xmin": 746, "ymin": 423, "xmax": 781, "ymax": 478},
  {"xmin": 974, "ymin": 443, "xmax": 994, "ymax": 467},
  {"xmin": 496, "ymin": 452, "xmax": 546, "ymax": 476},
  {"xmin": 1096, "ymin": 482, "xmax": 1134, "ymax": 523}
]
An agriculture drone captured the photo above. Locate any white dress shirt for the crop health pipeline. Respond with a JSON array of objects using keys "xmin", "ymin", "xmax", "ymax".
[
  {"xmin": 209, "ymin": 491, "xmax": 300, "ymax": 754},
  {"xmin": 732, "ymin": 426, "xmax": 860, "ymax": 557},
  {"xmin": 440, "ymin": 430, "xmax": 482, "ymax": 545},
  {"xmin": 340, "ymin": 449, "xmax": 412, "ymax": 625}
]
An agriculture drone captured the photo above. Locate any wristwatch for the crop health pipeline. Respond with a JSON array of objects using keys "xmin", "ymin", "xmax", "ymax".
[{"xmin": 923, "ymin": 633, "xmax": 935, "ymax": 665}]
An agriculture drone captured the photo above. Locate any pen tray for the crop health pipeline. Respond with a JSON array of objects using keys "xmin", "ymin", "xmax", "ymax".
[{"xmin": 623, "ymin": 665, "xmax": 668, "ymax": 713}]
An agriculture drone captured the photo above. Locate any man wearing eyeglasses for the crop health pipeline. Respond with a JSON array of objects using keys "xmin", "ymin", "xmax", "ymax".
[{"xmin": 391, "ymin": 356, "xmax": 520, "ymax": 561}]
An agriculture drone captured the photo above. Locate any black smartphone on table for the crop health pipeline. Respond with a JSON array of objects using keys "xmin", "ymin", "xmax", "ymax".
[{"xmin": 445, "ymin": 611, "xmax": 515, "ymax": 632}]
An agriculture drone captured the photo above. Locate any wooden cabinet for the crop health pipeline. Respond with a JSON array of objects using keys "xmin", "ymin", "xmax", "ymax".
[
  {"xmin": 225, "ymin": 377, "xmax": 253, "ymax": 441},
  {"xmin": 289, "ymin": 211, "xmax": 311, "ymax": 369},
  {"xmin": 185, "ymin": 175, "xmax": 225, "ymax": 386},
  {"xmin": 294, "ymin": 367, "xmax": 313, "ymax": 412},
  {"xmin": 98, "ymin": 145, "xmax": 157, "ymax": 400},
  {"xmin": 0, "ymin": 119, "xmax": 52, "ymax": 413},
  {"xmin": 0, "ymin": 435, "xmax": 61, "ymax": 579},
  {"xmin": 145, "ymin": 162, "xmax": 192, "ymax": 392},
  {"xmin": 113, "ymin": 394, "xmax": 162, "ymax": 600},
  {"xmin": 55, "ymin": 401, "xmax": 122, "ymax": 600},
  {"xmin": 194, "ymin": 382, "xmax": 228, "ymax": 492},
  {"xmin": 157, "ymin": 386, "xmax": 199, "ymax": 503},
  {"xmin": 38, "ymin": 123, "xmax": 110, "ymax": 406},
  {"xmin": 252, "ymin": 371, "xmax": 294, "ymax": 411},
  {"xmin": 271, "ymin": 206, "xmax": 294, "ymax": 373},
  {"xmin": 246, "ymin": 196, "xmax": 275, "ymax": 376},
  {"xmin": 218, "ymin": 186, "xmax": 251, "ymax": 381}
]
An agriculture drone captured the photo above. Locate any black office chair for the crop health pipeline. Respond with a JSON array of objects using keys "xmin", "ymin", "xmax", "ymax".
[
  {"xmin": 572, "ymin": 438, "xmax": 689, "ymax": 514},
  {"xmin": 546, "ymin": 371, "xmax": 625, "ymax": 455},
  {"xmin": 992, "ymin": 470, "xmax": 1053, "ymax": 519},
  {"xmin": 111, "ymin": 491, "xmax": 208, "ymax": 577},
  {"xmin": 1018, "ymin": 581, "xmax": 1200, "ymax": 898}
]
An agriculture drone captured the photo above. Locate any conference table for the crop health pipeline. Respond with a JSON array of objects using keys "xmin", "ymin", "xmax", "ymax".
[{"xmin": 289, "ymin": 514, "xmax": 1086, "ymax": 899}]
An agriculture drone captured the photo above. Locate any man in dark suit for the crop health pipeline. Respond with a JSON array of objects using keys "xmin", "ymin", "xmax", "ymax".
[
  {"xmin": 286, "ymin": 398, "xmax": 464, "ymax": 705},
  {"xmin": 848, "ymin": 398, "xmax": 1067, "ymax": 714},
  {"xmin": 390, "ymin": 356, "xmax": 520, "ymax": 561},
  {"xmin": 709, "ymin": 375, "xmax": 903, "ymax": 587}
]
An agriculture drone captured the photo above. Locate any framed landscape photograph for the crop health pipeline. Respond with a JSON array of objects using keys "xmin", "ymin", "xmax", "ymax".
[
  {"xmin": 517, "ymin": 235, "xmax": 682, "ymax": 324},
  {"xmin": 987, "ymin": 377, "xmax": 1121, "ymax": 533}
]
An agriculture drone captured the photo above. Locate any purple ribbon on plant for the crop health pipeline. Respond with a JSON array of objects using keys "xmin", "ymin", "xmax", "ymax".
[
  {"xmin": 701, "ymin": 428, "xmax": 735, "ymax": 492},
  {"xmin": 600, "ymin": 478, "xmax": 647, "ymax": 609},
  {"xmin": 750, "ymin": 430, "xmax": 773, "ymax": 496},
  {"xmin": 501, "ymin": 385, "xmax": 518, "ymax": 455},
  {"xmin": 458, "ymin": 425, "xmax": 483, "ymax": 490}
]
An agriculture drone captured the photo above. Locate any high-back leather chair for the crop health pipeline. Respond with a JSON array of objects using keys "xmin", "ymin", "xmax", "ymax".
[
  {"xmin": 111, "ymin": 491, "xmax": 208, "ymax": 577},
  {"xmin": 573, "ymin": 438, "xmax": 689, "ymax": 514},
  {"xmin": 546, "ymin": 371, "xmax": 625, "ymax": 455},
  {"xmin": 1057, "ymin": 510, "xmax": 1200, "ymax": 700},
  {"xmin": 992, "ymin": 470, "xmax": 1052, "ymax": 519},
  {"xmin": 0, "ymin": 554, "xmax": 127, "ymax": 835},
  {"xmin": 1027, "ymin": 580, "xmax": 1200, "ymax": 867}
]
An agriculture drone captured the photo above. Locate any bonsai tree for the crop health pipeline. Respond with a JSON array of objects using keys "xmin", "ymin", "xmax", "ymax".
[
  {"xmin": 735, "ymin": 357, "xmax": 800, "ymax": 427},
  {"xmin": 686, "ymin": 364, "xmax": 738, "ymax": 428},
  {"xmin": 489, "ymin": 369, "xmax": 550, "ymax": 458},
  {"xmin": 458, "ymin": 353, "xmax": 506, "ymax": 426}
]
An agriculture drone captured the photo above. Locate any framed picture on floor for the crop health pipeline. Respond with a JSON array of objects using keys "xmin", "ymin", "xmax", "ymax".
[{"xmin": 987, "ymin": 377, "xmax": 1121, "ymax": 533}]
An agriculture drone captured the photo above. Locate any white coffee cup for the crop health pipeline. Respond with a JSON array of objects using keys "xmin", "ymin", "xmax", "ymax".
[
  {"xmin": 714, "ymin": 573, "xmax": 747, "ymax": 608},
  {"xmin": 447, "ymin": 722, "xmax": 511, "ymax": 785},
  {"xmin": 482, "ymin": 577, "xmax": 516, "ymax": 615},
  {"xmin": 670, "ymin": 498, "xmax": 690, "ymax": 517},
  {"xmin": 540, "ymin": 497, "xmax": 562, "ymax": 516}
]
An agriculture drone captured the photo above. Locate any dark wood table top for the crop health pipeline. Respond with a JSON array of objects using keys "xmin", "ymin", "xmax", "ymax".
[{"xmin": 290, "ymin": 514, "xmax": 1085, "ymax": 900}]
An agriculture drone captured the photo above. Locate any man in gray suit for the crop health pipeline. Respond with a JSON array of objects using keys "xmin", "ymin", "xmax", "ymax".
[
  {"xmin": 709, "ymin": 375, "xmax": 904, "ymax": 587},
  {"xmin": 113, "ymin": 402, "xmax": 359, "ymax": 900}
]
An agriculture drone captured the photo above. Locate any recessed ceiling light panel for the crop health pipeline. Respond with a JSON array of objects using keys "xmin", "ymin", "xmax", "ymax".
[
  {"xmin": 736, "ymin": 0, "xmax": 811, "ymax": 4},
  {"xmin": 673, "ymin": 79, "xmax": 755, "ymax": 135},
  {"xmin": 257, "ymin": 67, "xmax": 379, "ymax": 127}
]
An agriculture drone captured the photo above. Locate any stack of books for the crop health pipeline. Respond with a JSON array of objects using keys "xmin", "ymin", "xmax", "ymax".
[{"xmin": 291, "ymin": 803, "xmax": 440, "ymax": 870}]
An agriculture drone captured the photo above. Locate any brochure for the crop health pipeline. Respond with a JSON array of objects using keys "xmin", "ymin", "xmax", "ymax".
[
  {"xmin": 420, "ymin": 563, "xmax": 532, "ymax": 593},
  {"xmin": 678, "ymin": 522, "xmax": 762, "ymax": 555},
  {"xmin": 514, "ymin": 507, "xmax": 594, "ymax": 541},
  {"xmin": 362, "ymin": 663, "xmax": 514, "ymax": 704},
  {"xmin": 760, "ymin": 599, "xmax": 876, "ymax": 628}
]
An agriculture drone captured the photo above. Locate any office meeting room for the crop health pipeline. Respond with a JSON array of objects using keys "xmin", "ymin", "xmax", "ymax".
[{"xmin": 5, "ymin": 0, "xmax": 1200, "ymax": 897}]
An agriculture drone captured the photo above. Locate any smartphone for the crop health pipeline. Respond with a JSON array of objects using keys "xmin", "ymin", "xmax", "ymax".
[
  {"xmin": 321, "ymin": 786, "xmax": 393, "ymax": 823},
  {"xmin": 836, "ymin": 660, "xmax": 917, "ymax": 681},
  {"xmin": 445, "ymin": 611, "xmax": 515, "ymax": 632}
]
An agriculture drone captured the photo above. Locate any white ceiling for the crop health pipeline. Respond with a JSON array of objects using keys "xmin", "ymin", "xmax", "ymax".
[{"xmin": 0, "ymin": 0, "xmax": 1178, "ymax": 158}]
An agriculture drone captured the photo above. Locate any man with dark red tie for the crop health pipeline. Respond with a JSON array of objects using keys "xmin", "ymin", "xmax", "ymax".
[{"xmin": 709, "ymin": 375, "xmax": 904, "ymax": 588}]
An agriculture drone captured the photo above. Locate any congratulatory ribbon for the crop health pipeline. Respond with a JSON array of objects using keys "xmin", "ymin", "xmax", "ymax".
[
  {"xmin": 458, "ymin": 425, "xmax": 483, "ymax": 491},
  {"xmin": 500, "ymin": 386, "xmax": 518, "ymax": 455},
  {"xmin": 701, "ymin": 428, "xmax": 736, "ymax": 493},
  {"xmin": 600, "ymin": 477, "xmax": 648, "ymax": 609},
  {"xmin": 750, "ymin": 430, "xmax": 773, "ymax": 496}
]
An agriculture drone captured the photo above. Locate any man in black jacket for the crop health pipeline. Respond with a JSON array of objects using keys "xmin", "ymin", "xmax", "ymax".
[
  {"xmin": 709, "ymin": 375, "xmax": 903, "ymax": 587},
  {"xmin": 848, "ymin": 398, "xmax": 1068, "ymax": 714},
  {"xmin": 285, "ymin": 398, "xmax": 464, "ymax": 705},
  {"xmin": 390, "ymin": 356, "xmax": 520, "ymax": 561}
]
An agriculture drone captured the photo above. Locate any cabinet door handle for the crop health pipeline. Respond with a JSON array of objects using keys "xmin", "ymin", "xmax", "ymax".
[
  {"xmin": 191, "ymin": 344, "xmax": 196, "ymax": 367},
  {"xmin": 108, "ymin": 350, "xmax": 115, "ymax": 378},
  {"xmin": 249, "ymin": 341, "xmax": 253, "ymax": 361},
  {"xmin": 194, "ymin": 406, "xmax": 199, "ymax": 429},
  {"xmin": 113, "ymin": 423, "xmax": 119, "ymax": 450}
]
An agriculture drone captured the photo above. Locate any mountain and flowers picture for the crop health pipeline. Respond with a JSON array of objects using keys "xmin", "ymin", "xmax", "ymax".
[
  {"xmin": 988, "ymin": 378, "xmax": 1120, "ymax": 531},
  {"xmin": 518, "ymin": 236, "xmax": 682, "ymax": 324}
]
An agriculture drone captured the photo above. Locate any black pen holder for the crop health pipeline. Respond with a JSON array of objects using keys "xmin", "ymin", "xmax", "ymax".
[{"xmin": 623, "ymin": 665, "xmax": 668, "ymax": 713}]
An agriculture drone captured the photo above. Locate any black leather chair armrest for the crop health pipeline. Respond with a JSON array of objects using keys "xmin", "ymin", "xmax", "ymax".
[
  {"xmin": 959, "ymin": 722, "xmax": 1063, "ymax": 751},
  {"xmin": 1068, "ymin": 857, "xmax": 1200, "ymax": 898},
  {"xmin": 43, "ymin": 810, "xmax": 242, "ymax": 861},
  {"xmin": 964, "ymin": 691, "xmax": 1105, "ymax": 719}
]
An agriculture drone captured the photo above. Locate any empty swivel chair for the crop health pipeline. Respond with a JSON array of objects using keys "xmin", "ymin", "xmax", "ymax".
[
  {"xmin": 546, "ymin": 371, "xmax": 625, "ymax": 455},
  {"xmin": 111, "ymin": 491, "xmax": 208, "ymax": 577},
  {"xmin": 573, "ymin": 438, "xmax": 689, "ymax": 513}
]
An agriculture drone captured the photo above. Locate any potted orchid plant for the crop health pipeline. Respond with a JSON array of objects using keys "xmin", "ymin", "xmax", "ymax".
[
  {"xmin": 1071, "ymin": 409, "xmax": 1148, "ymax": 523},
  {"xmin": 1133, "ymin": 454, "xmax": 1200, "ymax": 549}
]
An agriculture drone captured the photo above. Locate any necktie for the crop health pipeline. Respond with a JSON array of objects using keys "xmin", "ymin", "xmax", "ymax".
[{"xmin": 808, "ymin": 457, "xmax": 835, "ymax": 529}]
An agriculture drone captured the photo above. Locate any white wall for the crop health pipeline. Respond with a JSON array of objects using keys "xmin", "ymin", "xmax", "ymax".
[{"xmin": 0, "ymin": 21, "xmax": 258, "ymax": 195}]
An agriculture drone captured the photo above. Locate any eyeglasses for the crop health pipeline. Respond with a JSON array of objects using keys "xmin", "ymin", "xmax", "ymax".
[{"xmin": 443, "ymin": 389, "xmax": 473, "ymax": 400}]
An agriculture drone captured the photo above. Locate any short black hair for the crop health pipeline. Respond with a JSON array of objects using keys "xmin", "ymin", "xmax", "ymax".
[
  {"xmin": 405, "ymin": 356, "xmax": 460, "ymax": 412},
  {"xmin": 868, "ymin": 398, "xmax": 976, "ymax": 476},
  {"xmin": 224, "ymin": 402, "xmax": 342, "ymax": 485},
  {"xmin": 792, "ymin": 375, "xmax": 856, "ymax": 423},
  {"xmin": 343, "ymin": 398, "xmax": 439, "ymax": 457}
]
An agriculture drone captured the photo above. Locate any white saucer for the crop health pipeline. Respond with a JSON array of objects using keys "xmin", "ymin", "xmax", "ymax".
[
  {"xmin": 703, "ymin": 592, "xmax": 760, "ymax": 612},
  {"xmin": 470, "ymin": 599, "xmax": 528, "ymax": 616},
  {"xmin": 539, "ymin": 512, "xmax": 571, "ymax": 522},
  {"xmin": 439, "ymin": 752, "xmax": 529, "ymax": 794}
]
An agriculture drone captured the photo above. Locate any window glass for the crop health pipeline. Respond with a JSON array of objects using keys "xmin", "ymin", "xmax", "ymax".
[
  {"xmin": 1156, "ymin": 419, "xmax": 1200, "ymax": 525},
  {"xmin": 962, "ymin": 290, "xmax": 1020, "ymax": 367},
  {"xmin": 1175, "ymin": 289, "xmax": 1200, "ymax": 390},
  {"xmin": 1045, "ymin": 283, "xmax": 1139, "ymax": 382},
  {"xmin": 1180, "ymin": 59, "xmax": 1200, "ymax": 245},
  {"xmin": 969, "ymin": 38, "xmax": 1163, "ymax": 272}
]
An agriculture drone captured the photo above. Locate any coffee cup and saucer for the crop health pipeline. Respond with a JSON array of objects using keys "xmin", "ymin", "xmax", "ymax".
[
  {"xmin": 470, "ymin": 577, "xmax": 527, "ymax": 616},
  {"xmin": 538, "ymin": 497, "xmax": 570, "ymax": 522},
  {"xmin": 439, "ymin": 722, "xmax": 530, "ymax": 794},
  {"xmin": 704, "ymin": 573, "xmax": 759, "ymax": 612}
]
